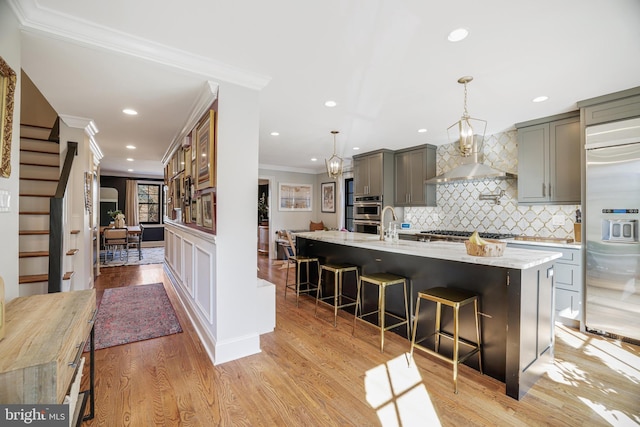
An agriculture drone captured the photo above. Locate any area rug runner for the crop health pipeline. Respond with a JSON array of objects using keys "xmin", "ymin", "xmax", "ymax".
[{"xmin": 91, "ymin": 283, "xmax": 183, "ymax": 350}]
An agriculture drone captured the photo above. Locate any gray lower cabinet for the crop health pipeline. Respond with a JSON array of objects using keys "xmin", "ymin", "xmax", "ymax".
[
  {"xmin": 516, "ymin": 113, "xmax": 580, "ymax": 204},
  {"xmin": 509, "ymin": 243, "xmax": 583, "ymax": 329},
  {"xmin": 393, "ymin": 145, "xmax": 436, "ymax": 207},
  {"xmin": 353, "ymin": 150, "xmax": 394, "ymax": 198}
]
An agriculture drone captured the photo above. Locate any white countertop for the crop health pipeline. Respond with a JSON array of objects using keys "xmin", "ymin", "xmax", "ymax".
[
  {"xmin": 508, "ymin": 239, "xmax": 583, "ymax": 250},
  {"xmin": 397, "ymin": 229, "xmax": 582, "ymax": 250},
  {"xmin": 295, "ymin": 231, "xmax": 562, "ymax": 270}
]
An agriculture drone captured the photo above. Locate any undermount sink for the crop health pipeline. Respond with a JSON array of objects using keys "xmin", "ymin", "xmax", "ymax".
[{"xmin": 514, "ymin": 236, "xmax": 574, "ymax": 244}]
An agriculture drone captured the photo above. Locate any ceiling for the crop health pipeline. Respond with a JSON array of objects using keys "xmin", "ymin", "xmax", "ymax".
[{"xmin": 9, "ymin": 0, "xmax": 640, "ymax": 178}]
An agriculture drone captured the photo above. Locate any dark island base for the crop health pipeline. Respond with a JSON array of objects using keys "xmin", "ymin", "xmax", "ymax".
[{"xmin": 297, "ymin": 237, "xmax": 555, "ymax": 400}]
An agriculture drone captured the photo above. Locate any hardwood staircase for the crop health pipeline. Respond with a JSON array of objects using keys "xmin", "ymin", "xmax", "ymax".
[{"xmin": 18, "ymin": 124, "xmax": 76, "ymax": 296}]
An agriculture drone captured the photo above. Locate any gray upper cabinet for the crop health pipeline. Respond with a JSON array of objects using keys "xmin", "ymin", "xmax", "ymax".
[
  {"xmin": 516, "ymin": 113, "xmax": 580, "ymax": 204},
  {"xmin": 353, "ymin": 150, "xmax": 394, "ymax": 199},
  {"xmin": 578, "ymin": 87, "xmax": 640, "ymax": 126},
  {"xmin": 394, "ymin": 145, "xmax": 436, "ymax": 207}
]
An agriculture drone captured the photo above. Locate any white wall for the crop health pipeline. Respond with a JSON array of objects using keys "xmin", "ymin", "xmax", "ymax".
[
  {"xmin": 213, "ymin": 81, "xmax": 265, "ymax": 363},
  {"xmin": 0, "ymin": 3, "xmax": 21, "ymax": 301},
  {"xmin": 59, "ymin": 119, "xmax": 94, "ymax": 291}
]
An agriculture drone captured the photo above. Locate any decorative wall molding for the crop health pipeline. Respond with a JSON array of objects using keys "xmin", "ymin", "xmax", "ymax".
[
  {"xmin": 7, "ymin": 0, "xmax": 271, "ymax": 91},
  {"xmin": 161, "ymin": 81, "xmax": 219, "ymax": 165}
]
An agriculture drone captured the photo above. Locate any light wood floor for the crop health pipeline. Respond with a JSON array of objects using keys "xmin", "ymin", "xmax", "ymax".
[{"xmin": 81, "ymin": 254, "xmax": 640, "ymax": 426}]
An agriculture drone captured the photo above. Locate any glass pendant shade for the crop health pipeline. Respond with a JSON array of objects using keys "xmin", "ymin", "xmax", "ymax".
[
  {"xmin": 447, "ymin": 76, "xmax": 487, "ymax": 156},
  {"xmin": 325, "ymin": 131, "xmax": 343, "ymax": 179}
]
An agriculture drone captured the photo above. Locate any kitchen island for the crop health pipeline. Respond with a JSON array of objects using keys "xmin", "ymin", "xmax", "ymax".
[{"xmin": 295, "ymin": 231, "xmax": 563, "ymax": 400}]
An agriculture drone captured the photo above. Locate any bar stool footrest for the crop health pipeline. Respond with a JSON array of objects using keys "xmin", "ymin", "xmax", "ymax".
[
  {"xmin": 411, "ymin": 342, "xmax": 480, "ymax": 366},
  {"xmin": 357, "ymin": 311, "xmax": 409, "ymax": 331}
]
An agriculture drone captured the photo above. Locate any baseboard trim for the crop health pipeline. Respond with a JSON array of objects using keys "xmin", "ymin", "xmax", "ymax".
[{"xmin": 163, "ymin": 264, "xmax": 262, "ymax": 365}]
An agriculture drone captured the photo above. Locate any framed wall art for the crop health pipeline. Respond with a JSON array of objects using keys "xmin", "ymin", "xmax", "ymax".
[
  {"xmin": 0, "ymin": 55, "xmax": 17, "ymax": 178},
  {"xmin": 279, "ymin": 183, "xmax": 312, "ymax": 211},
  {"xmin": 201, "ymin": 192, "xmax": 213, "ymax": 230},
  {"xmin": 197, "ymin": 110, "xmax": 216, "ymax": 190},
  {"xmin": 321, "ymin": 182, "xmax": 336, "ymax": 213}
]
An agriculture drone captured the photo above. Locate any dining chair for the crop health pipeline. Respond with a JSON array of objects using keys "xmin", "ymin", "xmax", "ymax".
[
  {"xmin": 103, "ymin": 227, "xmax": 128, "ymax": 263},
  {"xmin": 127, "ymin": 224, "xmax": 144, "ymax": 260}
]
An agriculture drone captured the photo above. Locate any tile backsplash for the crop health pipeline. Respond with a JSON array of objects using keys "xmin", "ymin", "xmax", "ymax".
[{"xmin": 404, "ymin": 131, "xmax": 580, "ymax": 239}]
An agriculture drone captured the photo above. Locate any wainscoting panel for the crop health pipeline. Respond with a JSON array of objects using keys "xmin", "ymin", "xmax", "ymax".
[
  {"xmin": 195, "ymin": 244, "xmax": 214, "ymax": 324},
  {"xmin": 174, "ymin": 234, "xmax": 183, "ymax": 280},
  {"xmin": 182, "ymin": 239, "xmax": 194, "ymax": 297}
]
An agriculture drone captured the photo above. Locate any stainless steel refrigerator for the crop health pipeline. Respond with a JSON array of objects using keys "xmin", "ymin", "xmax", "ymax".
[{"xmin": 585, "ymin": 117, "xmax": 640, "ymax": 342}]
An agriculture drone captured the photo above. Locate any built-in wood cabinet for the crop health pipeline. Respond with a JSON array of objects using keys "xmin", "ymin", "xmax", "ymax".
[
  {"xmin": 353, "ymin": 149, "xmax": 394, "ymax": 200},
  {"xmin": 394, "ymin": 144, "xmax": 436, "ymax": 207},
  {"xmin": 516, "ymin": 113, "xmax": 581, "ymax": 204}
]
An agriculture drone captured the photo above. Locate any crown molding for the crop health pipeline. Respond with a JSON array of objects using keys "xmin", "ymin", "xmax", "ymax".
[
  {"xmin": 162, "ymin": 81, "xmax": 219, "ymax": 165},
  {"xmin": 58, "ymin": 114, "xmax": 103, "ymax": 161},
  {"xmin": 7, "ymin": 0, "xmax": 271, "ymax": 90}
]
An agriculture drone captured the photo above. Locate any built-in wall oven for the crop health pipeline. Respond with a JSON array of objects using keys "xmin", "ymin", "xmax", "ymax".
[
  {"xmin": 353, "ymin": 220, "xmax": 381, "ymax": 235},
  {"xmin": 354, "ymin": 195, "xmax": 382, "ymax": 235}
]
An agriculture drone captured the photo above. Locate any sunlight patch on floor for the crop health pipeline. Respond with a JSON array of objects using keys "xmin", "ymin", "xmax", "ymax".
[
  {"xmin": 365, "ymin": 353, "xmax": 442, "ymax": 427},
  {"xmin": 555, "ymin": 323, "xmax": 588, "ymax": 349},
  {"xmin": 587, "ymin": 339, "xmax": 640, "ymax": 384},
  {"xmin": 550, "ymin": 324, "xmax": 640, "ymax": 426},
  {"xmin": 578, "ymin": 396, "xmax": 640, "ymax": 427}
]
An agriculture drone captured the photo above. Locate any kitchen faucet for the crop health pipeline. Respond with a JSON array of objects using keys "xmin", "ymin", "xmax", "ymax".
[{"xmin": 380, "ymin": 205, "xmax": 398, "ymax": 241}]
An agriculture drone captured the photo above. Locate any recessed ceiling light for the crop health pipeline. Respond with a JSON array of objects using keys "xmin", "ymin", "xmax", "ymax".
[
  {"xmin": 126, "ymin": 145, "xmax": 136, "ymax": 149},
  {"xmin": 126, "ymin": 158, "xmax": 134, "ymax": 162},
  {"xmin": 353, "ymin": 147, "xmax": 360, "ymax": 151},
  {"xmin": 418, "ymin": 128, "xmax": 427, "ymax": 133},
  {"xmin": 532, "ymin": 96, "xmax": 549, "ymax": 103},
  {"xmin": 310, "ymin": 158, "xmax": 317, "ymax": 162},
  {"xmin": 270, "ymin": 131, "xmax": 280, "ymax": 136},
  {"xmin": 122, "ymin": 108, "xmax": 138, "ymax": 116},
  {"xmin": 127, "ymin": 169, "xmax": 133, "ymax": 172},
  {"xmin": 324, "ymin": 100, "xmax": 337, "ymax": 108},
  {"xmin": 448, "ymin": 28, "xmax": 469, "ymax": 42}
]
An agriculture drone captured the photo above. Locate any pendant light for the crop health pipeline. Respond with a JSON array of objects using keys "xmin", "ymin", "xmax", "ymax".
[
  {"xmin": 325, "ymin": 130, "xmax": 343, "ymax": 179},
  {"xmin": 447, "ymin": 76, "xmax": 487, "ymax": 157}
]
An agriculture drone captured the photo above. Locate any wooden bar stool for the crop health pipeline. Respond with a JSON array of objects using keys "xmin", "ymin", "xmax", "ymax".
[
  {"xmin": 409, "ymin": 287, "xmax": 483, "ymax": 394},
  {"xmin": 353, "ymin": 272, "xmax": 409, "ymax": 353},
  {"xmin": 315, "ymin": 263, "xmax": 359, "ymax": 327}
]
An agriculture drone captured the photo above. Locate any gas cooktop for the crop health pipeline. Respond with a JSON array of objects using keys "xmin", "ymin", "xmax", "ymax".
[{"xmin": 419, "ymin": 230, "xmax": 517, "ymax": 241}]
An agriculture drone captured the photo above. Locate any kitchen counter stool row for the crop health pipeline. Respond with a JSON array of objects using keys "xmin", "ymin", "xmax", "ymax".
[{"xmin": 283, "ymin": 246, "xmax": 482, "ymax": 394}]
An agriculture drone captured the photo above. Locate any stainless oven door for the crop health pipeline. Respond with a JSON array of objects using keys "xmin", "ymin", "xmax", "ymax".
[
  {"xmin": 354, "ymin": 202, "xmax": 381, "ymax": 221},
  {"xmin": 354, "ymin": 220, "xmax": 380, "ymax": 235}
]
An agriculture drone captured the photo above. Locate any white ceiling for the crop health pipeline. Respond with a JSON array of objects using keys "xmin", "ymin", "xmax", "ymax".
[{"xmin": 9, "ymin": 0, "xmax": 640, "ymax": 178}]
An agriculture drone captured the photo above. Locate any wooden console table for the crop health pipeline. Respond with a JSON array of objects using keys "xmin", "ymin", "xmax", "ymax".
[{"xmin": 0, "ymin": 289, "xmax": 96, "ymax": 425}]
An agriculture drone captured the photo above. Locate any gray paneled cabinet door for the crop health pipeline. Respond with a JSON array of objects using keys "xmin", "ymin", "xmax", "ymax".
[
  {"xmin": 353, "ymin": 156, "xmax": 368, "ymax": 196},
  {"xmin": 354, "ymin": 152, "xmax": 384, "ymax": 196},
  {"xmin": 517, "ymin": 116, "xmax": 580, "ymax": 204},
  {"xmin": 517, "ymin": 123, "xmax": 549, "ymax": 203},
  {"xmin": 394, "ymin": 147, "xmax": 435, "ymax": 206}
]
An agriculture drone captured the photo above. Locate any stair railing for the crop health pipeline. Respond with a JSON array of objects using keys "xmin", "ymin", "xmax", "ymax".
[{"xmin": 48, "ymin": 141, "xmax": 78, "ymax": 293}]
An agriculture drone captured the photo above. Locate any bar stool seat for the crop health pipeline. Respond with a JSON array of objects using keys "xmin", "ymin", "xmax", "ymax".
[
  {"xmin": 409, "ymin": 287, "xmax": 483, "ymax": 394},
  {"xmin": 353, "ymin": 272, "xmax": 410, "ymax": 353},
  {"xmin": 284, "ymin": 255, "xmax": 321, "ymax": 307},
  {"xmin": 315, "ymin": 263, "xmax": 359, "ymax": 327}
]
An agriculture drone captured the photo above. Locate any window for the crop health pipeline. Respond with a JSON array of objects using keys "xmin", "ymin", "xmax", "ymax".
[
  {"xmin": 138, "ymin": 183, "xmax": 161, "ymax": 224},
  {"xmin": 344, "ymin": 178, "xmax": 354, "ymax": 232}
]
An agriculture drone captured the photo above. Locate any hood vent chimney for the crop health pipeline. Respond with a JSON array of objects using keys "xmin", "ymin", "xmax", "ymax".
[{"xmin": 425, "ymin": 135, "xmax": 517, "ymax": 184}]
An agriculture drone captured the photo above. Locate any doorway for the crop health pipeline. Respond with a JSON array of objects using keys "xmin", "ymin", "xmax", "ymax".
[{"xmin": 258, "ymin": 179, "xmax": 270, "ymax": 256}]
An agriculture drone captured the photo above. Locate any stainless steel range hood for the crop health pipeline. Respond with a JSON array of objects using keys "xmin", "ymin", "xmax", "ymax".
[{"xmin": 426, "ymin": 135, "xmax": 517, "ymax": 184}]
